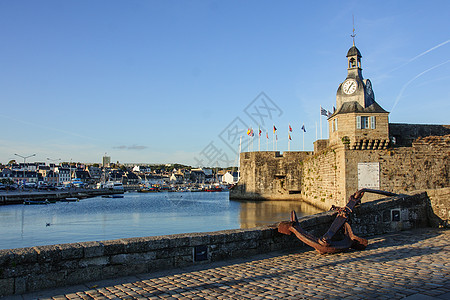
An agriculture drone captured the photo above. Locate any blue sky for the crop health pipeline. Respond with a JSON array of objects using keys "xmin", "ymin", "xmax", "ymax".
[{"xmin": 1, "ymin": 1, "xmax": 449, "ymax": 167}]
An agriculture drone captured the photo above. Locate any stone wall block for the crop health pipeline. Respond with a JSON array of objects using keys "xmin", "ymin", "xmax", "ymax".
[
  {"xmin": 0, "ymin": 278, "xmax": 14, "ymax": 296},
  {"xmin": 241, "ymin": 229, "xmax": 263, "ymax": 240},
  {"xmin": 58, "ymin": 243, "xmax": 83, "ymax": 260},
  {"xmin": 79, "ymin": 256, "xmax": 109, "ymax": 268},
  {"xmin": 189, "ymin": 234, "xmax": 210, "ymax": 246},
  {"xmin": 65, "ymin": 266, "xmax": 104, "ymax": 284},
  {"xmin": 155, "ymin": 249, "xmax": 170, "ymax": 259},
  {"xmin": 13, "ymin": 276, "xmax": 27, "ymax": 295},
  {"xmin": 110, "ymin": 252, "xmax": 156, "ymax": 265},
  {"xmin": 174, "ymin": 255, "xmax": 193, "ymax": 267},
  {"xmin": 223, "ymin": 230, "xmax": 246, "ymax": 243},
  {"xmin": 10, "ymin": 247, "xmax": 37, "ymax": 265},
  {"xmin": 147, "ymin": 258, "xmax": 174, "ymax": 271},
  {"xmin": 124, "ymin": 236, "xmax": 170, "ymax": 252},
  {"xmin": 0, "ymin": 249, "xmax": 13, "ymax": 268},
  {"xmin": 25, "ymin": 271, "xmax": 66, "ymax": 293},
  {"xmin": 168, "ymin": 236, "xmax": 190, "ymax": 248},
  {"xmin": 34, "ymin": 245, "xmax": 61, "ymax": 264},
  {"xmin": 82, "ymin": 241, "xmax": 104, "ymax": 258},
  {"xmin": 168, "ymin": 246, "xmax": 192, "ymax": 258},
  {"xmin": 101, "ymin": 239, "xmax": 126, "ymax": 256},
  {"xmin": 209, "ymin": 232, "xmax": 228, "ymax": 244}
]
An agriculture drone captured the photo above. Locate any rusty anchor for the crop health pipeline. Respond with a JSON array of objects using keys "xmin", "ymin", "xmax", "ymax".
[{"xmin": 278, "ymin": 189, "xmax": 398, "ymax": 254}]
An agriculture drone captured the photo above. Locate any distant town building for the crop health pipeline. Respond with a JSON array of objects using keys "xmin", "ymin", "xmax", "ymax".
[
  {"xmin": 102, "ymin": 155, "xmax": 111, "ymax": 167},
  {"xmin": 222, "ymin": 171, "xmax": 239, "ymax": 185},
  {"xmin": 55, "ymin": 167, "xmax": 71, "ymax": 184}
]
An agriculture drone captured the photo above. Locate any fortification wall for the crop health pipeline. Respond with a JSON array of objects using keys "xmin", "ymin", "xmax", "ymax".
[
  {"xmin": 343, "ymin": 135, "xmax": 449, "ymax": 202},
  {"xmin": 300, "ymin": 147, "xmax": 345, "ymax": 210},
  {"xmin": 1, "ymin": 191, "xmax": 445, "ymax": 297},
  {"xmin": 230, "ymin": 151, "xmax": 312, "ymax": 200},
  {"xmin": 389, "ymin": 123, "xmax": 450, "ymax": 147}
]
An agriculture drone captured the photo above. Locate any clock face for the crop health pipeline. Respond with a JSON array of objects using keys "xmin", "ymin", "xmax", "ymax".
[
  {"xmin": 342, "ymin": 79, "xmax": 357, "ymax": 95},
  {"xmin": 366, "ymin": 79, "xmax": 373, "ymax": 95}
]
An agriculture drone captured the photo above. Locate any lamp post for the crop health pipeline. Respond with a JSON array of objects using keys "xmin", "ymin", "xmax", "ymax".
[{"xmin": 14, "ymin": 153, "xmax": 36, "ymax": 184}]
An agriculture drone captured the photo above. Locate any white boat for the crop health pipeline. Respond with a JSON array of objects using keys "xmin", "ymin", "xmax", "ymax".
[{"xmin": 103, "ymin": 181, "xmax": 124, "ymax": 191}]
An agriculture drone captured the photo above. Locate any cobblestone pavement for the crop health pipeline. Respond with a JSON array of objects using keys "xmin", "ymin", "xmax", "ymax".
[{"xmin": 10, "ymin": 228, "xmax": 450, "ymax": 300}]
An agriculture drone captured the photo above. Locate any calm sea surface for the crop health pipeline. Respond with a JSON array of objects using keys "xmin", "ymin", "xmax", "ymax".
[{"xmin": 0, "ymin": 191, "xmax": 322, "ymax": 250}]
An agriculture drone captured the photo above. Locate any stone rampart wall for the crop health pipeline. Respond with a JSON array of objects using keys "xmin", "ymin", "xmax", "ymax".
[
  {"xmin": 230, "ymin": 151, "xmax": 312, "ymax": 200},
  {"xmin": 389, "ymin": 123, "xmax": 450, "ymax": 147},
  {"xmin": 343, "ymin": 140, "xmax": 449, "ymax": 202},
  {"xmin": 1, "ymin": 191, "xmax": 445, "ymax": 297},
  {"xmin": 300, "ymin": 148, "xmax": 343, "ymax": 210}
]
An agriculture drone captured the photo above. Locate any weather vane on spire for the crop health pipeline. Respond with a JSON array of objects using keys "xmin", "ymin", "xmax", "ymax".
[{"xmin": 351, "ymin": 14, "xmax": 356, "ymax": 46}]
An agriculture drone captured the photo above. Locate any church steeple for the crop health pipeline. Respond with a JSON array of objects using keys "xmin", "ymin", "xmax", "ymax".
[
  {"xmin": 346, "ymin": 45, "xmax": 362, "ymax": 79},
  {"xmin": 346, "ymin": 17, "xmax": 363, "ymax": 79}
]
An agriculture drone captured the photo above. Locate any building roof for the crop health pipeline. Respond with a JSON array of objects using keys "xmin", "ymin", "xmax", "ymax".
[
  {"xmin": 346, "ymin": 45, "xmax": 362, "ymax": 58},
  {"xmin": 332, "ymin": 101, "xmax": 388, "ymax": 117}
]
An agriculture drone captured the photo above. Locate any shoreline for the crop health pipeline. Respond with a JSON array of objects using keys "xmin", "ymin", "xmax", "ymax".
[{"xmin": 0, "ymin": 188, "xmax": 123, "ymax": 205}]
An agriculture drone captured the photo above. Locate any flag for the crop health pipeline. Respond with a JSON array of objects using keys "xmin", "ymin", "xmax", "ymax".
[
  {"xmin": 320, "ymin": 106, "xmax": 328, "ymax": 116},
  {"xmin": 333, "ymin": 106, "xmax": 336, "ymax": 112},
  {"xmin": 289, "ymin": 124, "xmax": 292, "ymax": 132},
  {"xmin": 250, "ymin": 128, "xmax": 254, "ymax": 137},
  {"xmin": 327, "ymin": 110, "xmax": 332, "ymax": 117},
  {"xmin": 266, "ymin": 132, "xmax": 269, "ymax": 139},
  {"xmin": 276, "ymin": 134, "xmax": 278, "ymax": 140},
  {"xmin": 301, "ymin": 124, "xmax": 306, "ymax": 132},
  {"xmin": 259, "ymin": 128, "xmax": 262, "ymax": 136},
  {"xmin": 273, "ymin": 125, "xmax": 277, "ymax": 133},
  {"xmin": 247, "ymin": 128, "xmax": 251, "ymax": 136},
  {"xmin": 289, "ymin": 134, "xmax": 292, "ymax": 140}
]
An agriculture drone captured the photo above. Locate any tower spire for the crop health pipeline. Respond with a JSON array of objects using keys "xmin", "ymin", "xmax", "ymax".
[{"xmin": 351, "ymin": 15, "xmax": 356, "ymax": 46}]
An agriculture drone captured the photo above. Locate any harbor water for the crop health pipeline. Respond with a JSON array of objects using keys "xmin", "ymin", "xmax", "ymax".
[{"xmin": 0, "ymin": 191, "xmax": 322, "ymax": 250}]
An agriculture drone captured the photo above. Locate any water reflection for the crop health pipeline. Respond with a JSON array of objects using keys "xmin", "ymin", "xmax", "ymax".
[{"xmin": 235, "ymin": 200, "xmax": 323, "ymax": 228}]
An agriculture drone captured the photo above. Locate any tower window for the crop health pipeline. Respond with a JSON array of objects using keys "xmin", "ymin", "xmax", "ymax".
[
  {"xmin": 357, "ymin": 116, "xmax": 376, "ymax": 129},
  {"xmin": 349, "ymin": 58, "xmax": 356, "ymax": 68},
  {"xmin": 332, "ymin": 118, "xmax": 338, "ymax": 132}
]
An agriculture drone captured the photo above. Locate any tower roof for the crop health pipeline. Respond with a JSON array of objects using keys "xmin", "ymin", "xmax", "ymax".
[{"xmin": 346, "ymin": 45, "xmax": 362, "ymax": 58}]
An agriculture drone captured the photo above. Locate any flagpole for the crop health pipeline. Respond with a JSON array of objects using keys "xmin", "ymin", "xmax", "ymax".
[
  {"xmin": 276, "ymin": 134, "xmax": 278, "ymax": 151},
  {"xmin": 258, "ymin": 130, "xmax": 261, "ymax": 151},
  {"xmin": 303, "ymin": 129, "xmax": 305, "ymax": 151},
  {"xmin": 272, "ymin": 125, "xmax": 275, "ymax": 151},
  {"xmin": 315, "ymin": 122, "xmax": 318, "ymax": 141},
  {"xmin": 288, "ymin": 134, "xmax": 290, "ymax": 151},
  {"xmin": 320, "ymin": 106, "xmax": 323, "ymax": 140}
]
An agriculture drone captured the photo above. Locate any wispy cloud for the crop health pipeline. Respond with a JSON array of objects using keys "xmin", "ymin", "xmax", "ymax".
[
  {"xmin": 391, "ymin": 59, "xmax": 450, "ymax": 112},
  {"xmin": 113, "ymin": 144, "xmax": 148, "ymax": 150},
  {"xmin": 389, "ymin": 39, "xmax": 450, "ymax": 74}
]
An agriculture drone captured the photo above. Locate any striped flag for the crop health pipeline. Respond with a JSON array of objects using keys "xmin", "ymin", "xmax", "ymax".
[
  {"xmin": 273, "ymin": 125, "xmax": 277, "ymax": 133},
  {"xmin": 289, "ymin": 124, "xmax": 292, "ymax": 132},
  {"xmin": 288, "ymin": 134, "xmax": 292, "ymax": 140},
  {"xmin": 320, "ymin": 106, "xmax": 328, "ymax": 116}
]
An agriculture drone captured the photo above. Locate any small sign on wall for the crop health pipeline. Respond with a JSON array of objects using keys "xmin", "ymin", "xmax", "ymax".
[{"xmin": 358, "ymin": 162, "xmax": 380, "ymax": 189}]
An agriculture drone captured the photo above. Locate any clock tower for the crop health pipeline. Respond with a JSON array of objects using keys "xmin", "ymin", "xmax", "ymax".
[{"xmin": 328, "ymin": 43, "xmax": 390, "ymax": 150}]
